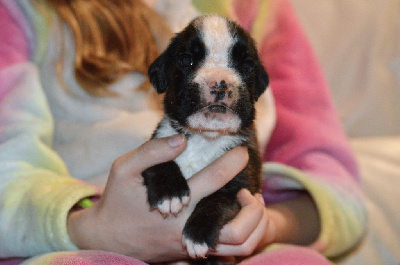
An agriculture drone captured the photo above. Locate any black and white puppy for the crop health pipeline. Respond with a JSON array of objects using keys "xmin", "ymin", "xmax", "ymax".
[{"xmin": 143, "ymin": 15, "xmax": 269, "ymax": 259}]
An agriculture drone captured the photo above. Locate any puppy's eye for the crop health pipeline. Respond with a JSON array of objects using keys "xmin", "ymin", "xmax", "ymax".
[
  {"xmin": 243, "ymin": 59, "xmax": 256, "ymax": 72},
  {"xmin": 178, "ymin": 53, "xmax": 193, "ymax": 68},
  {"xmin": 192, "ymin": 41, "xmax": 203, "ymax": 54}
]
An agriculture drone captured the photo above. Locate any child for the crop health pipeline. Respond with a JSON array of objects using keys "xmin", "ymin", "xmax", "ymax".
[{"xmin": 0, "ymin": 0, "xmax": 366, "ymax": 264}]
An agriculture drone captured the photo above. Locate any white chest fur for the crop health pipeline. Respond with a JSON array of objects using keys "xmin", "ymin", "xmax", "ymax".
[{"xmin": 154, "ymin": 117, "xmax": 246, "ymax": 179}]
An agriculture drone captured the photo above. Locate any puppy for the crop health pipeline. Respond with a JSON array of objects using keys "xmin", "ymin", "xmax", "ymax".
[{"xmin": 143, "ymin": 15, "xmax": 269, "ymax": 260}]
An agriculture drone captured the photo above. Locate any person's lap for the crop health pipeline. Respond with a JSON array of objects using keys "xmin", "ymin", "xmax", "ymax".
[{"xmin": 0, "ymin": 246, "xmax": 330, "ymax": 265}]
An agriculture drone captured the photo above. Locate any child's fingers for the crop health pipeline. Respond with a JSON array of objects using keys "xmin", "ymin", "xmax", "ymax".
[
  {"xmin": 218, "ymin": 189, "xmax": 265, "ymax": 244},
  {"xmin": 213, "ymin": 205, "xmax": 269, "ymax": 257},
  {"xmin": 110, "ymin": 135, "xmax": 187, "ymax": 179},
  {"xmin": 187, "ymin": 147, "xmax": 249, "ymax": 206}
]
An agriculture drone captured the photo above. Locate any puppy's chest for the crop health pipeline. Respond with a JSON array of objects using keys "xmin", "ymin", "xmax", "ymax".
[
  {"xmin": 176, "ymin": 134, "xmax": 245, "ymax": 179},
  {"xmin": 154, "ymin": 118, "xmax": 246, "ymax": 179}
]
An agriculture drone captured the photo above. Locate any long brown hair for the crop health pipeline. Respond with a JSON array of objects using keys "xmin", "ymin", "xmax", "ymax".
[{"xmin": 38, "ymin": 0, "xmax": 171, "ymax": 96}]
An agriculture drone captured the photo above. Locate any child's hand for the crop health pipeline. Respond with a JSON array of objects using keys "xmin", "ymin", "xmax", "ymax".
[
  {"xmin": 67, "ymin": 135, "xmax": 250, "ymax": 263},
  {"xmin": 214, "ymin": 189, "xmax": 276, "ymax": 257},
  {"xmin": 214, "ymin": 190, "xmax": 321, "ymax": 257}
]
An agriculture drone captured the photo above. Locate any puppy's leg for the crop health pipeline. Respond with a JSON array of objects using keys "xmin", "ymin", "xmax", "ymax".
[
  {"xmin": 142, "ymin": 161, "xmax": 190, "ymax": 216},
  {"xmin": 182, "ymin": 191, "xmax": 240, "ymax": 259}
]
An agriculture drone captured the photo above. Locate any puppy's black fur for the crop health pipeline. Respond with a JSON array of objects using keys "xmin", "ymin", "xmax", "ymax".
[{"xmin": 142, "ymin": 15, "xmax": 269, "ymax": 260}]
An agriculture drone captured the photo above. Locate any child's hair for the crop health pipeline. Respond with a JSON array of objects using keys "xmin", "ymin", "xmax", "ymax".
[{"xmin": 40, "ymin": 0, "xmax": 170, "ymax": 96}]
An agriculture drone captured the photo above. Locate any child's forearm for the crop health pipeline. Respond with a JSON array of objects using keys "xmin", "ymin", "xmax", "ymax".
[{"xmin": 266, "ymin": 193, "xmax": 320, "ymax": 246}]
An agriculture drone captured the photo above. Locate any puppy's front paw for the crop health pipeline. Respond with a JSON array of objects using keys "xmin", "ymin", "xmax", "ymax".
[
  {"xmin": 155, "ymin": 194, "xmax": 190, "ymax": 216},
  {"xmin": 147, "ymin": 181, "xmax": 190, "ymax": 216},
  {"xmin": 183, "ymin": 236, "xmax": 209, "ymax": 260},
  {"xmin": 142, "ymin": 161, "xmax": 191, "ymax": 217},
  {"xmin": 182, "ymin": 221, "xmax": 220, "ymax": 260}
]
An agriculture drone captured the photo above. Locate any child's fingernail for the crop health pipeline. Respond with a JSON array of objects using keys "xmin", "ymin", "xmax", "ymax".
[
  {"xmin": 256, "ymin": 194, "xmax": 266, "ymax": 205},
  {"xmin": 168, "ymin": 134, "xmax": 185, "ymax": 147}
]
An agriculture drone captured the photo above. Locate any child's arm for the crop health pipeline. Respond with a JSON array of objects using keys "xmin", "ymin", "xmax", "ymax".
[
  {"xmin": 258, "ymin": 0, "xmax": 367, "ymax": 257},
  {"xmin": 0, "ymin": 2, "xmax": 100, "ymax": 257}
]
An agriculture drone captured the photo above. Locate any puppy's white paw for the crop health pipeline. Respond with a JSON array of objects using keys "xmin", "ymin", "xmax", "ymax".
[
  {"xmin": 156, "ymin": 195, "xmax": 190, "ymax": 216},
  {"xmin": 183, "ymin": 236, "xmax": 209, "ymax": 259}
]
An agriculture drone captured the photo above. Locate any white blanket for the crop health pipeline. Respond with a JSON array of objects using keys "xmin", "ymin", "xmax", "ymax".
[{"xmin": 291, "ymin": 0, "xmax": 400, "ymax": 138}]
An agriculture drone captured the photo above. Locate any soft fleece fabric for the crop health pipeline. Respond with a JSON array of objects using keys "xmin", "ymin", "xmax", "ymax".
[{"xmin": 0, "ymin": 0, "xmax": 366, "ymax": 264}]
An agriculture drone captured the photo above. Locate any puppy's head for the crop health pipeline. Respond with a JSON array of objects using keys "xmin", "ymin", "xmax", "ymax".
[{"xmin": 149, "ymin": 15, "xmax": 269, "ymax": 137}]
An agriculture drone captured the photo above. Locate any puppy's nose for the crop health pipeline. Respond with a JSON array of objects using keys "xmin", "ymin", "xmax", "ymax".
[
  {"xmin": 210, "ymin": 80, "xmax": 228, "ymax": 90},
  {"xmin": 209, "ymin": 80, "xmax": 233, "ymax": 102}
]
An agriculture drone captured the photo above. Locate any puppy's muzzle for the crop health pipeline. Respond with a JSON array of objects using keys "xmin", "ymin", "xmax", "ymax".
[
  {"xmin": 188, "ymin": 67, "xmax": 243, "ymax": 135},
  {"xmin": 194, "ymin": 66, "xmax": 241, "ymax": 104},
  {"xmin": 187, "ymin": 78, "xmax": 242, "ymax": 135}
]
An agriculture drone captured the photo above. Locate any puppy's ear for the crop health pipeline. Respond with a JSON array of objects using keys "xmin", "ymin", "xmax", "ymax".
[
  {"xmin": 148, "ymin": 52, "xmax": 169, "ymax": 94},
  {"xmin": 254, "ymin": 63, "xmax": 269, "ymax": 101}
]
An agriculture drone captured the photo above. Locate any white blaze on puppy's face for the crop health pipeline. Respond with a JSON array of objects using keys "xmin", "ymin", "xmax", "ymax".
[
  {"xmin": 189, "ymin": 16, "xmax": 244, "ymax": 135},
  {"xmin": 195, "ymin": 15, "xmax": 233, "ymax": 68}
]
